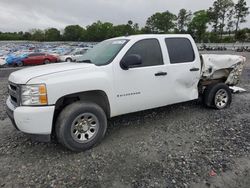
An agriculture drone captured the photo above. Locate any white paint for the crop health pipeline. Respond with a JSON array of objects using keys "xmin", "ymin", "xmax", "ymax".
[
  {"xmin": 229, "ymin": 86, "xmax": 246, "ymax": 93},
  {"xmin": 201, "ymin": 54, "xmax": 246, "ymax": 85},
  {"xmin": 112, "ymin": 34, "xmax": 201, "ymax": 116},
  {"xmin": 6, "ymin": 96, "xmax": 15, "ymax": 111},
  {"xmin": 8, "ymin": 62, "xmax": 93, "ymax": 84},
  {"xmin": 0, "ymin": 58, "xmax": 6, "ymax": 65},
  {"xmin": 14, "ymin": 105, "xmax": 54, "ymax": 134}
]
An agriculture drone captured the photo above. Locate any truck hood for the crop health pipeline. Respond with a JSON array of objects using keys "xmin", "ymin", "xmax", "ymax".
[{"xmin": 9, "ymin": 62, "xmax": 93, "ymax": 84}]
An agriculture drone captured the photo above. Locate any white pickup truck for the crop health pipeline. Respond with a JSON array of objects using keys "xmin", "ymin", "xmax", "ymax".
[{"xmin": 6, "ymin": 34, "xmax": 245, "ymax": 151}]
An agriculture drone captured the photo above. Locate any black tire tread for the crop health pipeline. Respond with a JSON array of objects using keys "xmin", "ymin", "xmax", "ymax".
[
  {"xmin": 66, "ymin": 58, "xmax": 72, "ymax": 62},
  {"xmin": 55, "ymin": 101, "xmax": 107, "ymax": 151},
  {"xmin": 44, "ymin": 59, "xmax": 50, "ymax": 64},
  {"xmin": 203, "ymin": 83, "xmax": 232, "ymax": 109}
]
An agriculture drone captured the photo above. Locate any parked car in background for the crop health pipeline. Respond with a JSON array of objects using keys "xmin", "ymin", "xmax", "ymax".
[
  {"xmin": 59, "ymin": 47, "xmax": 91, "ymax": 62},
  {"xmin": 0, "ymin": 56, "xmax": 6, "ymax": 66},
  {"xmin": 5, "ymin": 54, "xmax": 28, "ymax": 67},
  {"xmin": 20, "ymin": 53, "xmax": 58, "ymax": 66}
]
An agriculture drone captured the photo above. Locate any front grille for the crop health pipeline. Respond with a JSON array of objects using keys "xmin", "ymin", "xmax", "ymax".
[{"xmin": 8, "ymin": 82, "xmax": 20, "ymax": 107}]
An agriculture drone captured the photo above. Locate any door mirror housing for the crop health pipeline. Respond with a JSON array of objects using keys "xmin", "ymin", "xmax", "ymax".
[{"xmin": 120, "ymin": 54, "xmax": 142, "ymax": 70}]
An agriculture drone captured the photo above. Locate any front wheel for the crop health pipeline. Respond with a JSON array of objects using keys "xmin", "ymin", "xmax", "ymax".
[
  {"xmin": 55, "ymin": 101, "xmax": 107, "ymax": 151},
  {"xmin": 203, "ymin": 83, "xmax": 232, "ymax": 109}
]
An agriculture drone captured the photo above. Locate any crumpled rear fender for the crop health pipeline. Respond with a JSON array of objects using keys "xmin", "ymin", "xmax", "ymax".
[{"xmin": 201, "ymin": 54, "xmax": 246, "ymax": 86}]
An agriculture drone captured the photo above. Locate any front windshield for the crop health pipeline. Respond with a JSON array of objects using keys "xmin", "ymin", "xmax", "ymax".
[{"xmin": 77, "ymin": 39, "xmax": 128, "ymax": 65}]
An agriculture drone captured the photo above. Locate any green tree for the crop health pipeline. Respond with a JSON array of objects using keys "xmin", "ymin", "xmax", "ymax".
[
  {"xmin": 45, "ymin": 28, "xmax": 61, "ymax": 41},
  {"xmin": 140, "ymin": 26, "xmax": 152, "ymax": 34},
  {"xmin": 128, "ymin": 20, "xmax": 133, "ymax": 26},
  {"xmin": 63, "ymin": 25, "xmax": 85, "ymax": 41},
  {"xmin": 23, "ymin": 32, "xmax": 32, "ymax": 40},
  {"xmin": 133, "ymin": 23, "xmax": 139, "ymax": 32},
  {"xmin": 235, "ymin": 29, "xmax": 247, "ymax": 41},
  {"xmin": 31, "ymin": 29, "xmax": 45, "ymax": 41},
  {"xmin": 219, "ymin": 0, "xmax": 234, "ymax": 39},
  {"xmin": 177, "ymin": 9, "xmax": 192, "ymax": 33},
  {"xmin": 208, "ymin": 3, "xmax": 221, "ymax": 33},
  {"xmin": 208, "ymin": 0, "xmax": 234, "ymax": 38},
  {"xmin": 126, "ymin": 20, "xmax": 140, "ymax": 34},
  {"xmin": 208, "ymin": 32, "xmax": 220, "ymax": 42},
  {"xmin": 85, "ymin": 21, "xmax": 114, "ymax": 41},
  {"xmin": 226, "ymin": 8, "xmax": 235, "ymax": 36},
  {"xmin": 146, "ymin": 11, "xmax": 177, "ymax": 33},
  {"xmin": 234, "ymin": 0, "xmax": 249, "ymax": 32},
  {"xmin": 113, "ymin": 21, "xmax": 139, "ymax": 37},
  {"xmin": 188, "ymin": 10, "xmax": 209, "ymax": 42},
  {"xmin": 113, "ymin": 25, "xmax": 130, "ymax": 37}
]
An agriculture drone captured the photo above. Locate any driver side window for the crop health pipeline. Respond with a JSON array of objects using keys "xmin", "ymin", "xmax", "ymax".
[{"xmin": 124, "ymin": 39, "xmax": 163, "ymax": 68}]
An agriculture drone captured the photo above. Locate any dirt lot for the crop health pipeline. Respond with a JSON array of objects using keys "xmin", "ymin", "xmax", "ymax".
[{"xmin": 0, "ymin": 51, "xmax": 250, "ymax": 188}]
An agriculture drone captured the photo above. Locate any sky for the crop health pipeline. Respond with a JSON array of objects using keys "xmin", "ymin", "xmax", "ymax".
[{"xmin": 0, "ymin": 0, "xmax": 249, "ymax": 32}]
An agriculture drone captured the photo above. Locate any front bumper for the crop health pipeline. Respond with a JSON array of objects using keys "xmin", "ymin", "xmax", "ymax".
[
  {"xmin": 6, "ymin": 102, "xmax": 19, "ymax": 130},
  {"xmin": 6, "ymin": 97, "xmax": 55, "ymax": 141}
]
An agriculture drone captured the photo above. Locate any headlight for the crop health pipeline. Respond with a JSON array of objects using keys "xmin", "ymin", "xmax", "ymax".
[{"xmin": 21, "ymin": 84, "xmax": 48, "ymax": 106}]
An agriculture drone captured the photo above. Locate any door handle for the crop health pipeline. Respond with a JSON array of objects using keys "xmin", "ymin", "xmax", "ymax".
[
  {"xmin": 190, "ymin": 67, "xmax": 200, "ymax": 72},
  {"xmin": 155, "ymin": 72, "xmax": 167, "ymax": 76}
]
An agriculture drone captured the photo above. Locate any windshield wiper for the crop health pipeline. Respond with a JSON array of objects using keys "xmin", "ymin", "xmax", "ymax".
[{"xmin": 78, "ymin": 59, "xmax": 92, "ymax": 63}]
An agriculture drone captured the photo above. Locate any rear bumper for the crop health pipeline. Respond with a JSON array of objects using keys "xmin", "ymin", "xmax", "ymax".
[{"xmin": 6, "ymin": 97, "xmax": 55, "ymax": 142}]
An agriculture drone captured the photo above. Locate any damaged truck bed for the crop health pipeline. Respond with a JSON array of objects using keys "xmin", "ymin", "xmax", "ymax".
[{"xmin": 200, "ymin": 54, "xmax": 245, "ymax": 86}]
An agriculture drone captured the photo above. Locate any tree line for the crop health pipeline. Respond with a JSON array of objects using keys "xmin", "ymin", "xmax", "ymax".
[{"xmin": 0, "ymin": 0, "xmax": 249, "ymax": 43}]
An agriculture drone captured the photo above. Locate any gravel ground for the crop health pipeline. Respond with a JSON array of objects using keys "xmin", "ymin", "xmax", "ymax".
[{"xmin": 0, "ymin": 51, "xmax": 250, "ymax": 188}]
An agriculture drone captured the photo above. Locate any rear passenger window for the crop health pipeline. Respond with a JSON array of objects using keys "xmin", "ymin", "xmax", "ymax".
[
  {"xmin": 165, "ymin": 38, "xmax": 195, "ymax": 64},
  {"xmin": 124, "ymin": 39, "xmax": 163, "ymax": 67}
]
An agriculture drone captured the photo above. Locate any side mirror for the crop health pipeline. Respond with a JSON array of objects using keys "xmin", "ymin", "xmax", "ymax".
[{"xmin": 120, "ymin": 54, "xmax": 142, "ymax": 70}]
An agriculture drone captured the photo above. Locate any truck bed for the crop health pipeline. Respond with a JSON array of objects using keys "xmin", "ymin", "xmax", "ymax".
[{"xmin": 200, "ymin": 54, "xmax": 246, "ymax": 86}]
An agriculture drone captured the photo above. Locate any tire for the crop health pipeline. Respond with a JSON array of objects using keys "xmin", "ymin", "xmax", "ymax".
[
  {"xmin": 203, "ymin": 83, "xmax": 232, "ymax": 109},
  {"xmin": 17, "ymin": 61, "xmax": 24, "ymax": 67},
  {"xmin": 55, "ymin": 101, "xmax": 107, "ymax": 151},
  {"xmin": 44, "ymin": 59, "xmax": 50, "ymax": 64},
  {"xmin": 66, "ymin": 58, "xmax": 72, "ymax": 62}
]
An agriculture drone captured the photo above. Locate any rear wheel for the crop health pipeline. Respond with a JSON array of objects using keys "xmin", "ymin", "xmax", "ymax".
[
  {"xmin": 203, "ymin": 83, "xmax": 232, "ymax": 109},
  {"xmin": 66, "ymin": 58, "xmax": 72, "ymax": 62},
  {"xmin": 44, "ymin": 59, "xmax": 50, "ymax": 64},
  {"xmin": 55, "ymin": 101, "xmax": 107, "ymax": 151}
]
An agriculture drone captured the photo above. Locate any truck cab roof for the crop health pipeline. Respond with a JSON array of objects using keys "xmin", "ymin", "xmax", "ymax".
[{"xmin": 112, "ymin": 34, "xmax": 193, "ymax": 41}]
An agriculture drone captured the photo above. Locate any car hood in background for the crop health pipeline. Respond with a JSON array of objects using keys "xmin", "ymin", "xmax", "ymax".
[{"xmin": 9, "ymin": 62, "xmax": 93, "ymax": 84}]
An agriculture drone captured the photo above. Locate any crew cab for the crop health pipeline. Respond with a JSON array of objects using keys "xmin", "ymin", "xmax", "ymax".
[{"xmin": 6, "ymin": 34, "xmax": 245, "ymax": 151}]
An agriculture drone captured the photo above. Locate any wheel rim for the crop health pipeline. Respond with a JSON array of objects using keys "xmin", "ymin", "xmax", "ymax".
[
  {"xmin": 66, "ymin": 59, "xmax": 71, "ymax": 62},
  {"xmin": 214, "ymin": 89, "xmax": 228, "ymax": 109},
  {"xmin": 71, "ymin": 113, "xmax": 99, "ymax": 143},
  {"xmin": 44, "ymin": 60, "xmax": 50, "ymax": 64},
  {"xmin": 17, "ymin": 62, "xmax": 23, "ymax": 67}
]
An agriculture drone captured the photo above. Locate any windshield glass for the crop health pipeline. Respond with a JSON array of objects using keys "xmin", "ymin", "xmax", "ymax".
[{"xmin": 77, "ymin": 39, "xmax": 128, "ymax": 65}]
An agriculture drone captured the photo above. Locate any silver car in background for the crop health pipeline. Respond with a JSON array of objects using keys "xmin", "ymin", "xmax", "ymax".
[{"xmin": 59, "ymin": 47, "xmax": 91, "ymax": 62}]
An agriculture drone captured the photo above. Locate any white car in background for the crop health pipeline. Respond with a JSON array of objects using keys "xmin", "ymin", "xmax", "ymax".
[
  {"xmin": 0, "ymin": 57, "xmax": 6, "ymax": 66},
  {"xmin": 59, "ymin": 47, "xmax": 91, "ymax": 62}
]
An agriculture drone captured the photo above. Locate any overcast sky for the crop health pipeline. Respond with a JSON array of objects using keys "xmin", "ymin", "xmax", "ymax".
[{"xmin": 0, "ymin": 0, "xmax": 249, "ymax": 32}]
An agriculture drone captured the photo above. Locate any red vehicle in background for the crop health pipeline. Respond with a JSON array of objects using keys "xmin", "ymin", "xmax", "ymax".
[{"xmin": 21, "ymin": 53, "xmax": 58, "ymax": 66}]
